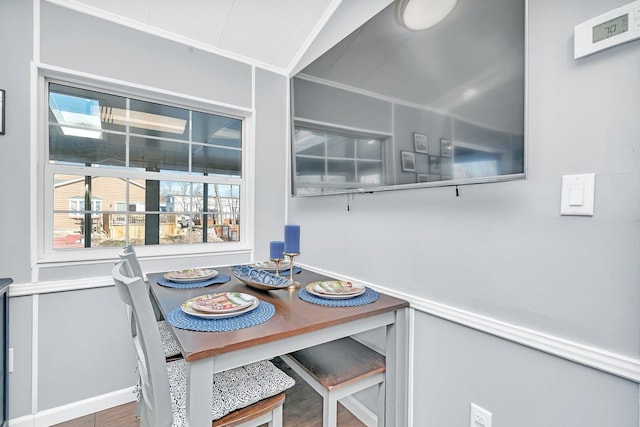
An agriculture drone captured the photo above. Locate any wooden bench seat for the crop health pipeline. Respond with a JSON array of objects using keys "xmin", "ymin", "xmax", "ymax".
[
  {"xmin": 280, "ymin": 337, "xmax": 385, "ymax": 427},
  {"xmin": 213, "ymin": 392, "xmax": 286, "ymax": 427}
]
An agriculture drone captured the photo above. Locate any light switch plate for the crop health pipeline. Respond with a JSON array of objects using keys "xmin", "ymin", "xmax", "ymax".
[{"xmin": 561, "ymin": 173, "xmax": 595, "ymax": 216}]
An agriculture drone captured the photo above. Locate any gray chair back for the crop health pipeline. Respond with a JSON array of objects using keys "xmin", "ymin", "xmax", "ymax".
[
  {"xmin": 119, "ymin": 245, "xmax": 146, "ymax": 282},
  {"xmin": 119, "ymin": 245, "xmax": 163, "ymax": 321},
  {"xmin": 112, "ymin": 259, "xmax": 173, "ymax": 427}
]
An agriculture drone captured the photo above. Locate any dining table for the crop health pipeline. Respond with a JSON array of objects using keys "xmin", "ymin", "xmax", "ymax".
[{"xmin": 148, "ymin": 264, "xmax": 410, "ymax": 427}]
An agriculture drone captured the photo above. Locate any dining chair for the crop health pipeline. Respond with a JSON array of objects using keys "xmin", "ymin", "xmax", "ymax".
[
  {"xmin": 112, "ymin": 259, "xmax": 295, "ymax": 427},
  {"xmin": 119, "ymin": 245, "xmax": 181, "ymax": 361},
  {"xmin": 280, "ymin": 337, "xmax": 386, "ymax": 427}
]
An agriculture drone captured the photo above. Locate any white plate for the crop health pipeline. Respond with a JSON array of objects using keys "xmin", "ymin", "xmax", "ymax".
[
  {"xmin": 164, "ymin": 268, "xmax": 218, "ymax": 283},
  {"xmin": 306, "ymin": 281, "xmax": 366, "ymax": 299},
  {"xmin": 181, "ymin": 298, "xmax": 260, "ymax": 319},
  {"xmin": 189, "ymin": 292, "xmax": 256, "ymax": 314}
]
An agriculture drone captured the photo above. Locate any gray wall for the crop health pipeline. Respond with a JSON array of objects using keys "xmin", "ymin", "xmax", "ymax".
[
  {"xmin": 288, "ymin": 0, "xmax": 640, "ymax": 425},
  {"xmin": 1, "ymin": 0, "xmax": 288, "ymax": 419},
  {"xmin": 2, "ymin": 0, "xmax": 638, "ymax": 425}
]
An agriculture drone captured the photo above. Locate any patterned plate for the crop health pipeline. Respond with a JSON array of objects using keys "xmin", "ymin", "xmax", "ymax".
[
  {"xmin": 181, "ymin": 298, "xmax": 260, "ymax": 319},
  {"xmin": 189, "ymin": 292, "xmax": 256, "ymax": 313},
  {"xmin": 164, "ymin": 268, "xmax": 218, "ymax": 283},
  {"xmin": 306, "ymin": 281, "xmax": 366, "ymax": 299},
  {"xmin": 251, "ymin": 260, "xmax": 292, "ymax": 272}
]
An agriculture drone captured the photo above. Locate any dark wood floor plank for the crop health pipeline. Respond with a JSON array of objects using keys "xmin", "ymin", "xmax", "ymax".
[
  {"xmin": 51, "ymin": 413, "xmax": 95, "ymax": 427},
  {"xmin": 95, "ymin": 402, "xmax": 139, "ymax": 427}
]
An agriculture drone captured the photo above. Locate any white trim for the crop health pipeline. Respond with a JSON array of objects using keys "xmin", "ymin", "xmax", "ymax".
[
  {"xmin": 298, "ymin": 263, "xmax": 640, "ymax": 384},
  {"xmin": 285, "ymin": 68, "xmax": 293, "ymax": 210},
  {"xmin": 31, "ymin": 295, "xmax": 38, "ymax": 415},
  {"xmin": 43, "ymin": 0, "xmax": 288, "ymax": 76},
  {"xmin": 30, "ymin": 62, "xmax": 41, "ymax": 283},
  {"xmin": 246, "ymin": 65, "xmax": 257, "ymax": 264},
  {"xmin": 8, "ymin": 414, "xmax": 35, "ymax": 427},
  {"xmin": 407, "ymin": 307, "xmax": 415, "ymax": 427},
  {"xmin": 10, "ymin": 277, "xmax": 113, "ymax": 297},
  {"xmin": 8, "ymin": 386, "xmax": 136, "ymax": 427},
  {"xmin": 37, "ymin": 62, "xmax": 254, "ymax": 117},
  {"xmin": 293, "ymin": 117, "xmax": 392, "ymax": 138},
  {"xmin": 286, "ymin": 0, "xmax": 344, "ymax": 76}
]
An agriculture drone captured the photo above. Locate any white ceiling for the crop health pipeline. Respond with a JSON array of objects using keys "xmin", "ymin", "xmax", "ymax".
[{"xmin": 49, "ymin": 0, "xmax": 341, "ymax": 73}]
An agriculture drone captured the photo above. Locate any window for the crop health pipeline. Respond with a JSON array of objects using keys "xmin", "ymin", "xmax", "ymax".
[
  {"xmin": 68, "ymin": 197, "xmax": 102, "ymax": 218},
  {"xmin": 46, "ymin": 82, "xmax": 244, "ymax": 251},
  {"xmin": 293, "ymin": 127, "xmax": 385, "ymax": 195}
]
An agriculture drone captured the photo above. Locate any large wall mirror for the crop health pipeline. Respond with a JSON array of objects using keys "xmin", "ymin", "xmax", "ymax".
[{"xmin": 290, "ymin": 0, "xmax": 526, "ymax": 196}]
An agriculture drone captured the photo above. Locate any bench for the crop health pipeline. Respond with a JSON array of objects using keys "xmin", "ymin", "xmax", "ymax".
[{"xmin": 280, "ymin": 337, "xmax": 385, "ymax": 427}]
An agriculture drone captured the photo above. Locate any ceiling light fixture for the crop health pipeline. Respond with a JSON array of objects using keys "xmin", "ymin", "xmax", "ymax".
[{"xmin": 396, "ymin": 0, "xmax": 458, "ymax": 31}]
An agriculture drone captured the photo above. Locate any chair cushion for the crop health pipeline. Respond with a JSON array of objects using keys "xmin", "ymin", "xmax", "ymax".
[
  {"xmin": 167, "ymin": 359, "xmax": 295, "ymax": 425},
  {"xmin": 157, "ymin": 320, "xmax": 181, "ymax": 358}
]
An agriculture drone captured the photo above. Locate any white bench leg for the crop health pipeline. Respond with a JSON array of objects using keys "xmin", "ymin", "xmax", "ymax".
[
  {"xmin": 270, "ymin": 404, "xmax": 283, "ymax": 427},
  {"xmin": 376, "ymin": 379, "xmax": 386, "ymax": 427},
  {"xmin": 324, "ymin": 394, "xmax": 338, "ymax": 427}
]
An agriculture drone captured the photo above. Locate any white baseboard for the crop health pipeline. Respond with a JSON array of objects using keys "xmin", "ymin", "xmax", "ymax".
[
  {"xmin": 9, "ymin": 387, "xmax": 136, "ymax": 427},
  {"xmin": 8, "ymin": 415, "xmax": 34, "ymax": 427}
]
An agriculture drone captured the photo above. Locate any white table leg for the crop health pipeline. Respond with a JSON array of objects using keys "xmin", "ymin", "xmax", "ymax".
[
  {"xmin": 185, "ymin": 358, "xmax": 214, "ymax": 426},
  {"xmin": 385, "ymin": 307, "xmax": 409, "ymax": 427}
]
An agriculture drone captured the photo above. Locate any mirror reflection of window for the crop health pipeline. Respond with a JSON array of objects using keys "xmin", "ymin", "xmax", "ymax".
[{"xmin": 293, "ymin": 127, "xmax": 385, "ymax": 195}]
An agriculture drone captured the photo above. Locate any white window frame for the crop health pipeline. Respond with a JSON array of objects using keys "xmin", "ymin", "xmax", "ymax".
[{"xmin": 36, "ymin": 67, "xmax": 255, "ymax": 265}]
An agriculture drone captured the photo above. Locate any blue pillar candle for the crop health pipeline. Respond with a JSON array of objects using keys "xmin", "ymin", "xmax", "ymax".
[
  {"xmin": 270, "ymin": 241, "xmax": 284, "ymax": 260},
  {"xmin": 283, "ymin": 225, "xmax": 301, "ymax": 254}
]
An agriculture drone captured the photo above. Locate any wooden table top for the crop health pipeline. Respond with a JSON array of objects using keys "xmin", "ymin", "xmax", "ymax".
[{"xmin": 148, "ymin": 266, "xmax": 409, "ymax": 362}]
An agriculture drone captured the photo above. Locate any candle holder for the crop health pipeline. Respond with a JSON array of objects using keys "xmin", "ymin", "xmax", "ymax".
[
  {"xmin": 283, "ymin": 252, "xmax": 300, "ymax": 288},
  {"xmin": 269, "ymin": 257, "xmax": 284, "ymax": 277}
]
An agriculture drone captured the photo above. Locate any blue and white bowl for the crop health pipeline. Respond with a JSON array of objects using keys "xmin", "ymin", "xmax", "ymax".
[{"xmin": 231, "ymin": 265, "xmax": 292, "ymax": 290}]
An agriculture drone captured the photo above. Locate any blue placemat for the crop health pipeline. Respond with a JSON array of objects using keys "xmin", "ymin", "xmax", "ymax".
[
  {"xmin": 298, "ymin": 287, "xmax": 379, "ymax": 307},
  {"xmin": 166, "ymin": 301, "xmax": 275, "ymax": 332},
  {"xmin": 156, "ymin": 273, "xmax": 230, "ymax": 289},
  {"xmin": 278, "ymin": 266, "xmax": 303, "ymax": 275}
]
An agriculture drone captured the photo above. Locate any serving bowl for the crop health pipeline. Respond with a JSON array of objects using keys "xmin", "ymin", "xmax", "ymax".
[{"xmin": 231, "ymin": 265, "xmax": 291, "ymax": 290}]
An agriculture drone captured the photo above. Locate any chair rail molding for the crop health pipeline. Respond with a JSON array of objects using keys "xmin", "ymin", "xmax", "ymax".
[{"xmin": 300, "ymin": 263, "xmax": 640, "ymax": 384}]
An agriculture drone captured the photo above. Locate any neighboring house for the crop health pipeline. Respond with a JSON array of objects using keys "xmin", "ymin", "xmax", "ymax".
[
  {"xmin": 52, "ymin": 175, "xmax": 239, "ymax": 247},
  {"xmin": 53, "ymin": 174, "xmax": 146, "ymax": 235}
]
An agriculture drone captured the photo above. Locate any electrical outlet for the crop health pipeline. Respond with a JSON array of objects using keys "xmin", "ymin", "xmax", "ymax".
[{"xmin": 470, "ymin": 403, "xmax": 492, "ymax": 427}]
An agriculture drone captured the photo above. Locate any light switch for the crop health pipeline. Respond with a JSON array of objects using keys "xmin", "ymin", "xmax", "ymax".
[
  {"xmin": 568, "ymin": 183, "xmax": 585, "ymax": 206},
  {"xmin": 561, "ymin": 173, "xmax": 595, "ymax": 216}
]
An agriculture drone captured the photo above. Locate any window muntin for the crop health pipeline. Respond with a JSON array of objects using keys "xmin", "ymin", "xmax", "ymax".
[
  {"xmin": 293, "ymin": 127, "xmax": 384, "ymax": 194},
  {"xmin": 47, "ymin": 82, "xmax": 243, "ymax": 251}
]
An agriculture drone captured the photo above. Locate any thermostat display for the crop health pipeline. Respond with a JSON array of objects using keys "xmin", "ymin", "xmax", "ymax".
[{"xmin": 592, "ymin": 14, "xmax": 629, "ymax": 43}]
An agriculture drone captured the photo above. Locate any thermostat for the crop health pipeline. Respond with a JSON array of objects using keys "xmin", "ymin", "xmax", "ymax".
[{"xmin": 574, "ymin": 0, "xmax": 640, "ymax": 58}]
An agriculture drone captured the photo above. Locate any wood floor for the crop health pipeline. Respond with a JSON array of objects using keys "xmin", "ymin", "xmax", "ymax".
[{"xmin": 53, "ymin": 357, "xmax": 366, "ymax": 427}]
